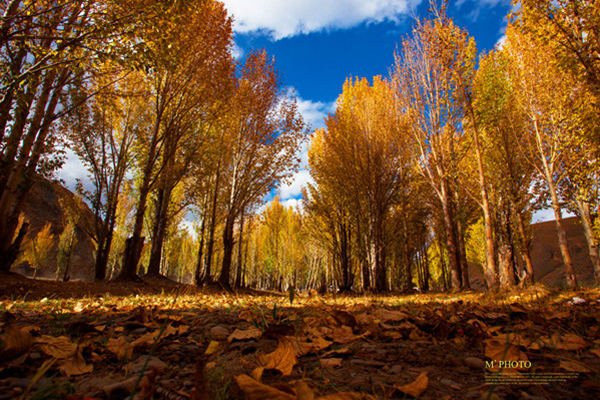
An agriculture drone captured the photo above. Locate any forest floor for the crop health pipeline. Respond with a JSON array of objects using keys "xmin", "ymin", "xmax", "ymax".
[{"xmin": 1, "ymin": 273, "xmax": 600, "ymax": 400}]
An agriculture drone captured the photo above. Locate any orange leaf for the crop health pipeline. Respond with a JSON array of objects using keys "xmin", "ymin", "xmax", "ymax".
[
  {"xmin": 262, "ymin": 337, "xmax": 298, "ymax": 375},
  {"xmin": 228, "ymin": 327, "xmax": 262, "ymax": 342},
  {"xmin": 395, "ymin": 372, "xmax": 428, "ymax": 398},
  {"xmin": 320, "ymin": 358, "xmax": 342, "ymax": 368}
]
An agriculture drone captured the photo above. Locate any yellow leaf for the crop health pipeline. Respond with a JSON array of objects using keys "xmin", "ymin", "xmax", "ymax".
[
  {"xmin": 235, "ymin": 374, "xmax": 295, "ymax": 400},
  {"xmin": 36, "ymin": 335, "xmax": 77, "ymax": 359},
  {"xmin": 395, "ymin": 372, "xmax": 428, "ymax": 398},
  {"xmin": 205, "ymin": 341, "xmax": 220, "ymax": 355},
  {"xmin": 261, "ymin": 337, "xmax": 297, "ymax": 375}
]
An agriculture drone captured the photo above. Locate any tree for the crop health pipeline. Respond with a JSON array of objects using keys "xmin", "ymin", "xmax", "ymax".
[
  {"xmin": 0, "ymin": 0, "xmax": 149, "ymax": 271},
  {"xmin": 19, "ymin": 223, "xmax": 54, "ymax": 278},
  {"xmin": 217, "ymin": 50, "xmax": 306, "ymax": 289},
  {"xmin": 503, "ymin": 24, "xmax": 581, "ymax": 288},
  {"xmin": 393, "ymin": 13, "xmax": 472, "ymax": 290},
  {"xmin": 119, "ymin": 0, "xmax": 234, "ymax": 280},
  {"xmin": 473, "ymin": 49, "xmax": 538, "ymax": 285}
]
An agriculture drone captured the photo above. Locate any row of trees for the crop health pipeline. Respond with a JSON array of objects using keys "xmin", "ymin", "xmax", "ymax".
[
  {"xmin": 283, "ymin": 0, "xmax": 599, "ymax": 292},
  {"xmin": 0, "ymin": 0, "xmax": 306, "ymax": 288},
  {"xmin": 3, "ymin": 0, "xmax": 598, "ymax": 292}
]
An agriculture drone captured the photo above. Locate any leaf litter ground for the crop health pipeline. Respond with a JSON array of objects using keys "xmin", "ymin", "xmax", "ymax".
[{"xmin": 1, "ymin": 274, "xmax": 600, "ymax": 399}]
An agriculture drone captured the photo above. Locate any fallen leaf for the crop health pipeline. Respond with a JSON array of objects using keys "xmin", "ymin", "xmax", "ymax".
[
  {"xmin": 374, "ymin": 309, "xmax": 410, "ymax": 322},
  {"xmin": 107, "ymin": 336, "xmax": 133, "ymax": 360},
  {"xmin": 560, "ymin": 359, "xmax": 592, "ymax": 373},
  {"xmin": 485, "ymin": 339, "xmax": 528, "ymax": 371},
  {"xmin": 205, "ymin": 340, "xmax": 220, "ymax": 355},
  {"xmin": 395, "ymin": 372, "xmax": 428, "ymax": 398},
  {"xmin": 235, "ymin": 374, "xmax": 295, "ymax": 400},
  {"xmin": 36, "ymin": 335, "xmax": 77, "ymax": 359},
  {"xmin": 0, "ymin": 325, "xmax": 33, "ymax": 360},
  {"xmin": 261, "ymin": 337, "xmax": 298, "ymax": 375},
  {"xmin": 318, "ymin": 394, "xmax": 375, "ymax": 400},
  {"xmin": 320, "ymin": 358, "xmax": 342, "ymax": 368},
  {"xmin": 590, "ymin": 349, "xmax": 600, "ymax": 358},
  {"xmin": 228, "ymin": 327, "xmax": 262, "ymax": 342},
  {"xmin": 331, "ymin": 326, "xmax": 365, "ymax": 344},
  {"xmin": 59, "ymin": 347, "xmax": 93, "ymax": 376},
  {"xmin": 295, "ymin": 381, "xmax": 315, "ymax": 400},
  {"xmin": 555, "ymin": 334, "xmax": 589, "ymax": 351}
]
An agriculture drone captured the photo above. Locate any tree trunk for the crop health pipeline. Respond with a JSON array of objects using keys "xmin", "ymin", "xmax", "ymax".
[
  {"xmin": 147, "ymin": 186, "xmax": 171, "ymax": 276},
  {"xmin": 339, "ymin": 222, "xmax": 352, "ymax": 292},
  {"xmin": 194, "ymin": 194, "xmax": 209, "ymax": 285},
  {"xmin": 498, "ymin": 202, "xmax": 518, "ymax": 287},
  {"xmin": 218, "ymin": 214, "xmax": 235, "ymax": 289},
  {"xmin": 203, "ymin": 167, "xmax": 221, "ymax": 284},
  {"xmin": 234, "ymin": 209, "xmax": 245, "ymax": 288},
  {"xmin": 549, "ymin": 182, "xmax": 577, "ymax": 288},
  {"xmin": 457, "ymin": 218, "xmax": 470, "ymax": 290},
  {"xmin": 440, "ymin": 183, "xmax": 461, "ymax": 290},
  {"xmin": 515, "ymin": 210, "xmax": 535, "ymax": 284},
  {"xmin": 575, "ymin": 197, "xmax": 600, "ymax": 282}
]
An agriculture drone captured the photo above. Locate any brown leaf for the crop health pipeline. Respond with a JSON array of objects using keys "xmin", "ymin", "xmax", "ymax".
[
  {"xmin": 59, "ymin": 347, "xmax": 93, "ymax": 376},
  {"xmin": 331, "ymin": 326, "xmax": 364, "ymax": 344},
  {"xmin": 374, "ymin": 309, "xmax": 410, "ymax": 322},
  {"xmin": 590, "ymin": 348, "xmax": 600, "ymax": 358},
  {"xmin": 485, "ymin": 339, "xmax": 528, "ymax": 370},
  {"xmin": 317, "ymin": 394, "xmax": 375, "ymax": 400},
  {"xmin": 235, "ymin": 374, "xmax": 295, "ymax": 400},
  {"xmin": 320, "ymin": 358, "xmax": 342, "ymax": 368},
  {"xmin": 262, "ymin": 337, "xmax": 298, "ymax": 375},
  {"xmin": 36, "ymin": 335, "xmax": 77, "ymax": 359},
  {"xmin": 295, "ymin": 381, "xmax": 315, "ymax": 400},
  {"xmin": 107, "ymin": 336, "xmax": 133, "ymax": 360},
  {"xmin": 329, "ymin": 310, "xmax": 357, "ymax": 328},
  {"xmin": 555, "ymin": 333, "xmax": 589, "ymax": 351},
  {"xmin": 395, "ymin": 372, "xmax": 428, "ymax": 398},
  {"xmin": 0, "ymin": 325, "xmax": 33, "ymax": 360},
  {"xmin": 560, "ymin": 359, "xmax": 592, "ymax": 373},
  {"xmin": 228, "ymin": 327, "xmax": 262, "ymax": 342}
]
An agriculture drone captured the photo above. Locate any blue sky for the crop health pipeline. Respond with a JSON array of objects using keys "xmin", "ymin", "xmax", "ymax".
[
  {"xmin": 220, "ymin": 0, "xmax": 531, "ymax": 213},
  {"xmin": 59, "ymin": 0, "xmax": 558, "ymax": 223}
]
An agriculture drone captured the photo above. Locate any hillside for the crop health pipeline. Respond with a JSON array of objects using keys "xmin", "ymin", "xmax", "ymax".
[{"xmin": 13, "ymin": 177, "xmax": 97, "ymax": 281}]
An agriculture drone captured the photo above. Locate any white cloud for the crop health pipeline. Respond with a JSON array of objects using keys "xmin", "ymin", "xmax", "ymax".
[
  {"xmin": 221, "ymin": 0, "xmax": 420, "ymax": 39},
  {"xmin": 231, "ymin": 41, "xmax": 244, "ymax": 59},
  {"xmin": 58, "ymin": 148, "xmax": 89, "ymax": 191},
  {"xmin": 495, "ymin": 34, "xmax": 507, "ymax": 49},
  {"xmin": 279, "ymin": 169, "xmax": 313, "ymax": 200},
  {"xmin": 281, "ymin": 198, "xmax": 304, "ymax": 211},
  {"xmin": 180, "ymin": 219, "xmax": 198, "ymax": 240},
  {"xmin": 296, "ymin": 96, "xmax": 335, "ymax": 131},
  {"xmin": 532, "ymin": 208, "xmax": 576, "ymax": 223}
]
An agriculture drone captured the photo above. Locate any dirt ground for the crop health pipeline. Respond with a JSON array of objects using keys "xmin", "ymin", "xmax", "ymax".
[{"xmin": 1, "ymin": 272, "xmax": 600, "ymax": 400}]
